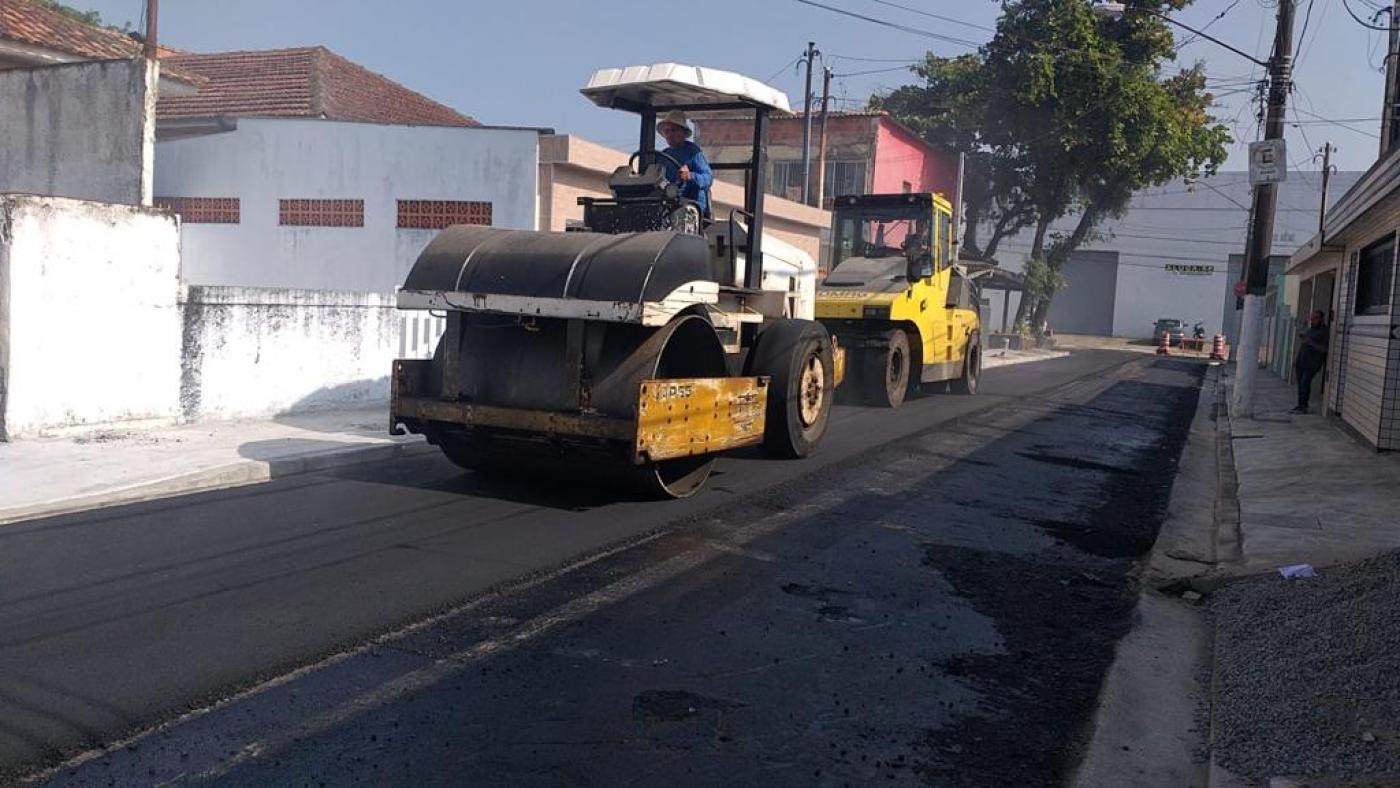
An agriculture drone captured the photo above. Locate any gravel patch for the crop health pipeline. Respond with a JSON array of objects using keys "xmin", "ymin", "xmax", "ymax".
[{"xmin": 1210, "ymin": 550, "xmax": 1400, "ymax": 781}]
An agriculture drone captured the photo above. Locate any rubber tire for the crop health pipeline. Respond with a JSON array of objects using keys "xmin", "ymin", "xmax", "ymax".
[
  {"xmin": 746, "ymin": 319, "xmax": 835, "ymax": 459},
  {"xmin": 860, "ymin": 329, "xmax": 911, "ymax": 409},
  {"xmin": 949, "ymin": 334, "xmax": 981, "ymax": 395}
]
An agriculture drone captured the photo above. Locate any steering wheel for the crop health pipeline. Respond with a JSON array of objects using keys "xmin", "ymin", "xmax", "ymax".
[{"xmin": 628, "ymin": 149, "xmax": 685, "ymax": 177}]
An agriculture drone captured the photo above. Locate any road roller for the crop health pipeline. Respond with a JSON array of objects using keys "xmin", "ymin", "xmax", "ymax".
[
  {"xmin": 390, "ymin": 63, "xmax": 844, "ymax": 498},
  {"xmin": 816, "ymin": 192, "xmax": 983, "ymax": 409}
]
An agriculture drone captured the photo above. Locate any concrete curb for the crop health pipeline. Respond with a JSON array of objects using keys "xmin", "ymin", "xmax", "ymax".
[{"xmin": 0, "ymin": 441, "xmax": 435, "ymax": 527}]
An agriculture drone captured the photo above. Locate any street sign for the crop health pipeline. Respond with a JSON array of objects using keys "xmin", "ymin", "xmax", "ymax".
[
  {"xmin": 1249, "ymin": 139, "xmax": 1287, "ymax": 186},
  {"xmin": 1165, "ymin": 264, "xmax": 1215, "ymax": 275}
]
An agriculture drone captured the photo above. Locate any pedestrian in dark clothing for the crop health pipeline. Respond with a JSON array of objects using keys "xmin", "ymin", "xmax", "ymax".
[{"xmin": 1292, "ymin": 310, "xmax": 1329, "ymax": 414}]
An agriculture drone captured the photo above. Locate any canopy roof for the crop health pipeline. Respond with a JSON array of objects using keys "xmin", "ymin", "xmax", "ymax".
[{"xmin": 581, "ymin": 63, "xmax": 791, "ymax": 114}]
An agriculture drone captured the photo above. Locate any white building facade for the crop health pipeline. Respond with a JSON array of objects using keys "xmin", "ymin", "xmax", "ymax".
[
  {"xmin": 982, "ymin": 171, "xmax": 1364, "ymax": 340},
  {"xmin": 154, "ymin": 118, "xmax": 539, "ymax": 292}
]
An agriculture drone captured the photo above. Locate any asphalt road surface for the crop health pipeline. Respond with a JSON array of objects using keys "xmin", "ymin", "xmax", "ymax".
[{"xmin": 1, "ymin": 349, "xmax": 1204, "ymax": 787}]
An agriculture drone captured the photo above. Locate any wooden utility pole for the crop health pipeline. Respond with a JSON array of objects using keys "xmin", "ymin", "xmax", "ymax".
[
  {"xmin": 814, "ymin": 66, "xmax": 832, "ymax": 208},
  {"xmin": 1233, "ymin": 0, "xmax": 1296, "ymax": 418},
  {"xmin": 1318, "ymin": 142, "xmax": 1335, "ymax": 242},
  {"xmin": 799, "ymin": 42, "xmax": 820, "ymax": 206},
  {"xmin": 1381, "ymin": 2, "xmax": 1400, "ymax": 153},
  {"xmin": 144, "ymin": 0, "xmax": 158, "ymax": 59}
]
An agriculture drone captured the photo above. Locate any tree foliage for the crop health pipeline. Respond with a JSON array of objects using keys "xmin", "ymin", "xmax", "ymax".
[
  {"xmin": 874, "ymin": 0, "xmax": 1231, "ymax": 332},
  {"xmin": 35, "ymin": 0, "xmax": 104, "ymax": 26}
]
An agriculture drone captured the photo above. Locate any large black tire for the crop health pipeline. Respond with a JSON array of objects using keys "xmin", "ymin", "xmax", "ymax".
[
  {"xmin": 949, "ymin": 333, "xmax": 981, "ymax": 395},
  {"xmin": 746, "ymin": 319, "xmax": 835, "ymax": 459},
  {"xmin": 860, "ymin": 329, "xmax": 912, "ymax": 409}
]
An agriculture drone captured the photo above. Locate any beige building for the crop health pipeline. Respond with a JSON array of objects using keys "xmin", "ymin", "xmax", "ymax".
[
  {"xmin": 1288, "ymin": 151, "xmax": 1400, "ymax": 450},
  {"xmin": 536, "ymin": 134, "xmax": 831, "ymax": 265}
]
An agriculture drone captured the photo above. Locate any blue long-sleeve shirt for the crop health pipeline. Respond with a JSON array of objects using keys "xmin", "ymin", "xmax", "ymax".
[{"xmin": 661, "ymin": 140, "xmax": 713, "ymax": 215}]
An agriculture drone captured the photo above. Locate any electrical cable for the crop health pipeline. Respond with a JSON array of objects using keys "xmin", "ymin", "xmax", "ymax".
[
  {"xmin": 833, "ymin": 65, "xmax": 919, "ymax": 78},
  {"xmin": 791, "ymin": 0, "xmax": 984, "ymax": 49},
  {"xmin": 1341, "ymin": 0, "xmax": 1394, "ymax": 30},
  {"xmin": 765, "ymin": 56, "xmax": 804, "ymax": 84},
  {"xmin": 866, "ymin": 0, "xmax": 995, "ymax": 32}
]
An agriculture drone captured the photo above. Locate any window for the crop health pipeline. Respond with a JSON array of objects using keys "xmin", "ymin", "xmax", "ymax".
[
  {"xmin": 1355, "ymin": 233, "xmax": 1395, "ymax": 316},
  {"xmin": 768, "ymin": 160, "xmax": 868, "ymax": 203},
  {"xmin": 397, "ymin": 200, "xmax": 492, "ymax": 230},
  {"xmin": 829, "ymin": 204, "xmax": 930, "ymax": 272},
  {"xmin": 937, "ymin": 208, "xmax": 951, "ymax": 269},
  {"xmin": 154, "ymin": 197, "xmax": 239, "ymax": 224},
  {"xmin": 279, "ymin": 199, "xmax": 364, "ymax": 228}
]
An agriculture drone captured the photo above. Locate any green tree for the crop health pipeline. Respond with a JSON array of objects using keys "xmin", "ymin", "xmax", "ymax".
[
  {"xmin": 35, "ymin": 0, "xmax": 104, "ymax": 26},
  {"xmin": 875, "ymin": 0, "xmax": 1231, "ymax": 333}
]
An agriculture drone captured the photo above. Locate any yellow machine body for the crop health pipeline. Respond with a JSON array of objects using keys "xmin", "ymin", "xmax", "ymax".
[{"xmin": 815, "ymin": 192, "xmax": 982, "ymax": 404}]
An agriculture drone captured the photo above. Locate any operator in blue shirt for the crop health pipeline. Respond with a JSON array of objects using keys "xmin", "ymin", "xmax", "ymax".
[{"xmin": 657, "ymin": 109, "xmax": 714, "ymax": 217}]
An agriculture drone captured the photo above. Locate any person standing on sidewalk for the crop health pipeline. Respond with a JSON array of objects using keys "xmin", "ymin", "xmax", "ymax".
[{"xmin": 1292, "ymin": 310, "xmax": 1329, "ymax": 414}]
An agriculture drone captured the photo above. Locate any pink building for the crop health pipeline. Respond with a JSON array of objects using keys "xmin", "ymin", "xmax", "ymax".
[{"xmin": 693, "ymin": 111, "xmax": 957, "ymax": 207}]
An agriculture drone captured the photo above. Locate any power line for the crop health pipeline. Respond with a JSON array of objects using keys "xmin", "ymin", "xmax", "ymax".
[
  {"xmin": 765, "ymin": 56, "xmax": 804, "ymax": 84},
  {"xmin": 1341, "ymin": 0, "xmax": 1394, "ymax": 30},
  {"xmin": 1177, "ymin": 0, "xmax": 1243, "ymax": 50},
  {"xmin": 833, "ymin": 65, "xmax": 919, "ymax": 78},
  {"xmin": 1295, "ymin": 0, "xmax": 1317, "ymax": 59},
  {"xmin": 790, "ymin": 0, "xmax": 984, "ymax": 49},
  {"xmin": 1293, "ymin": 106, "xmax": 1381, "ymax": 138},
  {"xmin": 865, "ymin": 0, "xmax": 995, "ymax": 32},
  {"xmin": 828, "ymin": 53, "xmax": 928, "ymax": 63}
]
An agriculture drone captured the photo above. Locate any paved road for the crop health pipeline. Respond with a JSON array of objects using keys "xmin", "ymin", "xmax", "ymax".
[{"xmin": 1, "ymin": 349, "xmax": 1199, "ymax": 786}]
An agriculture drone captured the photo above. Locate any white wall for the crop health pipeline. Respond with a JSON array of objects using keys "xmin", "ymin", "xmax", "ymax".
[
  {"xmin": 0, "ymin": 59, "xmax": 157, "ymax": 206},
  {"xmin": 180, "ymin": 286, "xmax": 444, "ymax": 421},
  {"xmin": 155, "ymin": 118, "xmax": 539, "ymax": 292},
  {"xmin": 988, "ymin": 172, "xmax": 1365, "ymax": 338},
  {"xmin": 0, "ymin": 195, "xmax": 180, "ymax": 439},
  {"xmin": 1112, "ymin": 262, "xmax": 1228, "ymax": 339}
]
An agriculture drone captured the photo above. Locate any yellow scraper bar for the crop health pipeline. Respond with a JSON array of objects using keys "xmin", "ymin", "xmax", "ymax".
[{"xmin": 635, "ymin": 377, "xmax": 768, "ymax": 462}]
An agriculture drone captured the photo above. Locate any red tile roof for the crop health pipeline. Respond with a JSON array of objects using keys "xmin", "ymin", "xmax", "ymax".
[
  {"xmin": 157, "ymin": 47, "xmax": 478, "ymax": 128},
  {"xmin": 0, "ymin": 0, "xmax": 202, "ymax": 84}
]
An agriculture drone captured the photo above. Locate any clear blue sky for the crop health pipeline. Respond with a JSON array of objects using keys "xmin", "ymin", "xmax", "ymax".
[{"xmin": 80, "ymin": 0, "xmax": 1386, "ymax": 172}]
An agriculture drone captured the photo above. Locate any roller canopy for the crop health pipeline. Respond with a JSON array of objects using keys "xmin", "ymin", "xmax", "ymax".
[{"xmin": 402, "ymin": 226, "xmax": 717, "ymax": 303}]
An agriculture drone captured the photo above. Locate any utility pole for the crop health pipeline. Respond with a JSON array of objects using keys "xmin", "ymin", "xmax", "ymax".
[
  {"xmin": 144, "ymin": 0, "xmax": 158, "ymax": 59},
  {"xmin": 1233, "ymin": 0, "xmax": 1295, "ymax": 418},
  {"xmin": 814, "ymin": 66, "xmax": 832, "ymax": 208},
  {"xmin": 800, "ymin": 41, "xmax": 820, "ymax": 206},
  {"xmin": 1318, "ymin": 142, "xmax": 1335, "ymax": 242},
  {"xmin": 1381, "ymin": 3, "xmax": 1400, "ymax": 153}
]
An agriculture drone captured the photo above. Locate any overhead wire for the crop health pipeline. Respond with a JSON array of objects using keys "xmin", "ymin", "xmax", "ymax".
[
  {"xmin": 790, "ymin": 0, "xmax": 984, "ymax": 49},
  {"xmin": 1341, "ymin": 0, "xmax": 1394, "ymax": 30},
  {"xmin": 866, "ymin": 0, "xmax": 995, "ymax": 32}
]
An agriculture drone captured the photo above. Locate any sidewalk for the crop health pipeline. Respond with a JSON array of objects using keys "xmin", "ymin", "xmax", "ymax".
[
  {"xmin": 1074, "ymin": 362, "xmax": 1400, "ymax": 788},
  {"xmin": 0, "ymin": 407, "xmax": 428, "ymax": 525},
  {"xmin": 1224, "ymin": 366, "xmax": 1400, "ymax": 573}
]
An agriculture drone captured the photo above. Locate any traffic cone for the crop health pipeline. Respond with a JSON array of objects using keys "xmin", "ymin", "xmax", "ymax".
[
  {"xmin": 1157, "ymin": 330, "xmax": 1171, "ymax": 355},
  {"xmin": 1210, "ymin": 334, "xmax": 1226, "ymax": 361}
]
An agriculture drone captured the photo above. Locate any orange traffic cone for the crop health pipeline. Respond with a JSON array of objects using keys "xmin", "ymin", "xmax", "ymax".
[
  {"xmin": 1210, "ymin": 334, "xmax": 1226, "ymax": 361},
  {"xmin": 1157, "ymin": 330, "xmax": 1171, "ymax": 355}
]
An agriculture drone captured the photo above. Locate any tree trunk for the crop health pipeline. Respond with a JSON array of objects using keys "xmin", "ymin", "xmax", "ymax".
[
  {"xmin": 1029, "ymin": 284, "xmax": 1056, "ymax": 333},
  {"xmin": 1033, "ymin": 207, "xmax": 1101, "ymax": 336},
  {"xmin": 1011, "ymin": 215, "xmax": 1052, "ymax": 330},
  {"xmin": 961, "ymin": 200, "xmax": 984, "ymax": 259}
]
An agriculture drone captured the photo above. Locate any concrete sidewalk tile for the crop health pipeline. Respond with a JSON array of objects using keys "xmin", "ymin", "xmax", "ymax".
[{"xmin": 1221, "ymin": 367, "xmax": 1400, "ymax": 578}]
